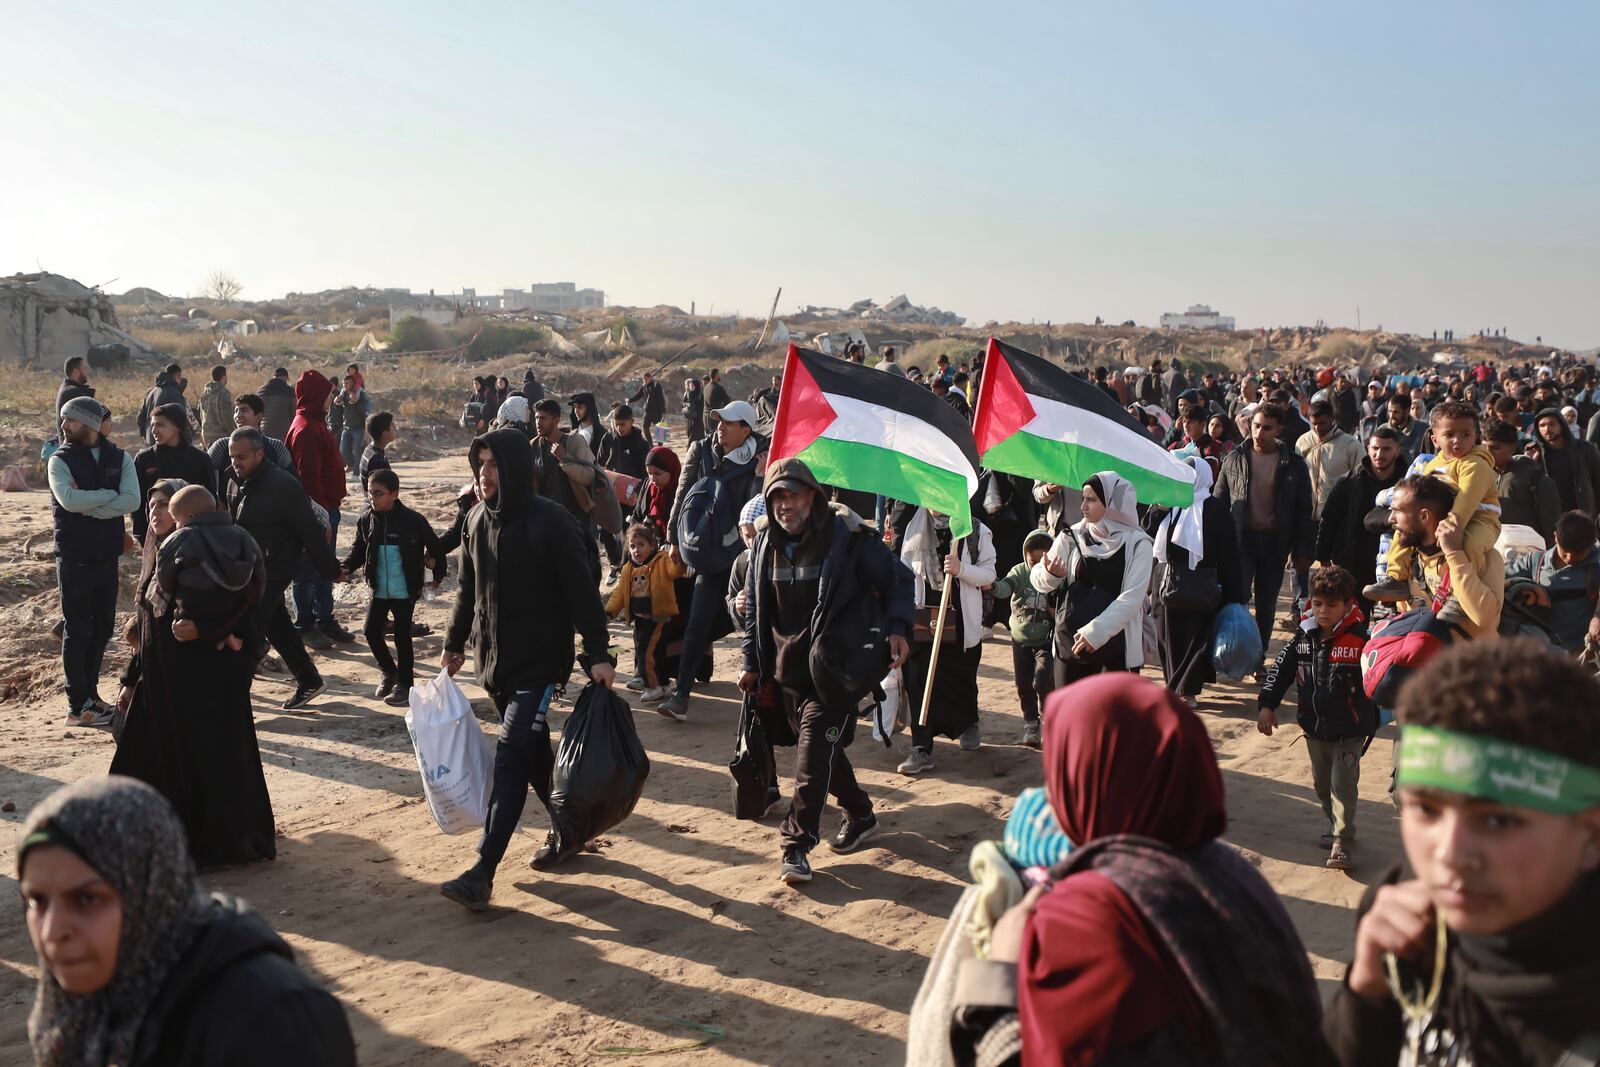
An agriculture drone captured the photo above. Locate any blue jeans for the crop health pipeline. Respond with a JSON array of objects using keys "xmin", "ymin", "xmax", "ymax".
[
  {"xmin": 58, "ymin": 557, "xmax": 119, "ymax": 713},
  {"xmin": 339, "ymin": 429, "xmax": 363, "ymax": 473},
  {"xmin": 293, "ymin": 507, "xmax": 339, "ymax": 629}
]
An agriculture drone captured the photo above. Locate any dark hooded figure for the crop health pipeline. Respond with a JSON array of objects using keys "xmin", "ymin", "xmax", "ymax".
[
  {"xmin": 18, "ymin": 776, "xmax": 356, "ymax": 1067},
  {"xmin": 132, "ymin": 403, "xmax": 215, "ymax": 539},
  {"xmin": 111, "ymin": 486, "xmax": 273, "ymax": 866},
  {"xmin": 438, "ymin": 429, "xmax": 616, "ymax": 911},
  {"xmin": 1534, "ymin": 405, "xmax": 1600, "ymax": 516},
  {"xmin": 951, "ymin": 675, "xmax": 1329, "ymax": 1066}
]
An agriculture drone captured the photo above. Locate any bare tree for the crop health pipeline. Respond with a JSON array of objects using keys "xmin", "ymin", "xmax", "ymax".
[{"xmin": 204, "ymin": 270, "xmax": 244, "ymax": 304}]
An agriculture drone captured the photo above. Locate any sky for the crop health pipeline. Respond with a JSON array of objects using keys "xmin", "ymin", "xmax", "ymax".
[{"xmin": 3, "ymin": 1, "xmax": 1597, "ymax": 346}]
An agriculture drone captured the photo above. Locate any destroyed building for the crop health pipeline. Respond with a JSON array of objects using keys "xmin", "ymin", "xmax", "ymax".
[
  {"xmin": 857, "ymin": 295, "xmax": 965, "ymax": 327},
  {"xmin": 1, "ymin": 272, "xmax": 159, "ymax": 367}
]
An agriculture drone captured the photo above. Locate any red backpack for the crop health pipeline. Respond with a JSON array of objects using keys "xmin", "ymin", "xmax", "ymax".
[{"xmin": 1360, "ymin": 608, "xmax": 1458, "ymax": 707}]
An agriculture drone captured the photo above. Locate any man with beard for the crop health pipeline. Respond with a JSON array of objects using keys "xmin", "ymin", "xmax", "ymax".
[
  {"xmin": 1486, "ymin": 420, "xmax": 1561, "ymax": 544},
  {"xmin": 1314, "ymin": 426, "xmax": 1406, "ymax": 616},
  {"xmin": 740, "ymin": 458, "xmax": 913, "ymax": 884},
  {"xmin": 48, "ymin": 396, "xmax": 139, "ymax": 727},
  {"xmin": 439, "ymin": 429, "xmax": 614, "ymax": 911},
  {"xmin": 1534, "ymin": 407, "xmax": 1600, "ymax": 517},
  {"xmin": 1387, "ymin": 474, "xmax": 1505, "ymax": 638}
]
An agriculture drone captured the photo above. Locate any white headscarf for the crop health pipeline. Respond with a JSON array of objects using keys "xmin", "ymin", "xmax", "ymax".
[
  {"xmin": 1154, "ymin": 457, "xmax": 1214, "ymax": 565},
  {"xmin": 1073, "ymin": 471, "xmax": 1148, "ymax": 560}
]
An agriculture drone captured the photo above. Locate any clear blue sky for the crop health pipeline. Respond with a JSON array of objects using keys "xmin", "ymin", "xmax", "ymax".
[{"xmin": 4, "ymin": 1, "xmax": 1596, "ymax": 345}]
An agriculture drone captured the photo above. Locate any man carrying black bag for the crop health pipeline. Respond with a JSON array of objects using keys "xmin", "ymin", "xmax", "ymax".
[
  {"xmin": 739, "ymin": 458, "xmax": 914, "ymax": 885},
  {"xmin": 438, "ymin": 428, "xmax": 616, "ymax": 912}
]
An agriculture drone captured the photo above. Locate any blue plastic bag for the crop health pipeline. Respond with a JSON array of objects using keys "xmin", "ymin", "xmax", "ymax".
[
  {"xmin": 1002, "ymin": 787, "xmax": 1073, "ymax": 870},
  {"xmin": 1211, "ymin": 602, "xmax": 1263, "ymax": 681}
]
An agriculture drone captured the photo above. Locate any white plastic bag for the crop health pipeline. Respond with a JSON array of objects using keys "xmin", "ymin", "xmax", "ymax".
[
  {"xmin": 871, "ymin": 667, "xmax": 904, "ymax": 744},
  {"xmin": 405, "ymin": 672, "xmax": 495, "ymax": 835}
]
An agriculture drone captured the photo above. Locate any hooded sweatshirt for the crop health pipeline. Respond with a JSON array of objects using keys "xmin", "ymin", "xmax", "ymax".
[
  {"xmin": 1535, "ymin": 405, "xmax": 1600, "ymax": 516},
  {"xmin": 132, "ymin": 404, "xmax": 217, "ymax": 539},
  {"xmin": 443, "ymin": 429, "xmax": 611, "ymax": 693},
  {"xmin": 285, "ymin": 371, "xmax": 346, "ymax": 511}
]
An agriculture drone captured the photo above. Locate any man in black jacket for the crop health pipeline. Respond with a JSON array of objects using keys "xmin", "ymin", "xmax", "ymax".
[
  {"xmin": 52, "ymin": 355, "xmax": 95, "ymax": 449},
  {"xmin": 207, "ymin": 394, "xmax": 296, "ymax": 487},
  {"xmin": 1213, "ymin": 404, "xmax": 1316, "ymax": 656},
  {"xmin": 439, "ymin": 429, "xmax": 615, "ymax": 911},
  {"xmin": 258, "ymin": 367, "xmax": 296, "ymax": 443},
  {"xmin": 137, "ymin": 363, "xmax": 190, "ymax": 443},
  {"xmin": 661, "ymin": 402, "xmax": 761, "ymax": 722},
  {"xmin": 133, "ymin": 403, "xmax": 216, "ymax": 540},
  {"xmin": 226, "ymin": 427, "xmax": 340, "ymax": 711},
  {"xmin": 740, "ymin": 458, "xmax": 913, "ymax": 885},
  {"xmin": 1486, "ymin": 420, "xmax": 1561, "ymax": 543},
  {"xmin": 1314, "ymin": 427, "xmax": 1406, "ymax": 615},
  {"xmin": 627, "ymin": 372, "xmax": 665, "ymax": 440},
  {"xmin": 705, "ymin": 368, "xmax": 731, "ymax": 412},
  {"xmin": 596, "ymin": 404, "xmax": 650, "ymax": 480}
]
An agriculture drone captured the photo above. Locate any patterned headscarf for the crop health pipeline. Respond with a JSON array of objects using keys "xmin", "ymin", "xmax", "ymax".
[{"xmin": 20, "ymin": 776, "xmax": 211, "ymax": 1067}]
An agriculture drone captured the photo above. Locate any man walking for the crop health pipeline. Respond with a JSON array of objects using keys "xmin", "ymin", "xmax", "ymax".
[
  {"xmin": 226, "ymin": 427, "xmax": 340, "ymax": 711},
  {"xmin": 329, "ymin": 372, "xmax": 371, "ymax": 474},
  {"xmin": 740, "ymin": 458, "xmax": 913, "ymax": 884},
  {"xmin": 198, "ymin": 364, "xmax": 233, "ymax": 446},
  {"xmin": 627, "ymin": 371, "xmax": 666, "ymax": 442},
  {"xmin": 209, "ymin": 393, "xmax": 296, "ymax": 487},
  {"xmin": 1214, "ymin": 404, "xmax": 1315, "ymax": 654},
  {"xmin": 48, "ymin": 396, "xmax": 139, "ymax": 727},
  {"xmin": 1314, "ymin": 427, "xmax": 1406, "ymax": 614},
  {"xmin": 661, "ymin": 401, "xmax": 762, "ymax": 722},
  {"xmin": 439, "ymin": 429, "xmax": 615, "ymax": 911}
]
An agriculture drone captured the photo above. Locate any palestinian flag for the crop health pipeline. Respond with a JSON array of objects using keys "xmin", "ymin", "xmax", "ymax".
[
  {"xmin": 973, "ymin": 338, "xmax": 1195, "ymax": 507},
  {"xmin": 770, "ymin": 344, "xmax": 980, "ymax": 536}
]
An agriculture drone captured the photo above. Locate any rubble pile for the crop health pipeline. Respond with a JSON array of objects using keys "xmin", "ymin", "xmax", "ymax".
[{"xmin": 0, "ymin": 272, "xmax": 161, "ymax": 367}]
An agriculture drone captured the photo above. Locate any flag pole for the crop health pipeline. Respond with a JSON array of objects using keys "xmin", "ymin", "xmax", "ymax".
[{"xmin": 917, "ymin": 536, "xmax": 962, "ymax": 728}]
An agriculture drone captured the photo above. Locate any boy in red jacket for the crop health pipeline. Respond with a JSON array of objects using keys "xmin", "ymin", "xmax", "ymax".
[{"xmin": 285, "ymin": 370, "xmax": 353, "ymax": 646}]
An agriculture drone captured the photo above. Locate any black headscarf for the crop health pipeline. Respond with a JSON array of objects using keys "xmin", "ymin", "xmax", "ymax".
[{"xmin": 20, "ymin": 776, "xmax": 211, "ymax": 1067}]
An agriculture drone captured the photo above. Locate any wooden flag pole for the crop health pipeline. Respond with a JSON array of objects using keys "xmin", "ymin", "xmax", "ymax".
[{"xmin": 917, "ymin": 537, "xmax": 962, "ymax": 728}]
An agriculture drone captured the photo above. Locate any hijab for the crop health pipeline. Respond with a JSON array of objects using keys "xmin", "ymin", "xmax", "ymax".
[
  {"xmin": 137, "ymin": 479, "xmax": 188, "ymax": 594},
  {"xmin": 21, "ymin": 776, "xmax": 212, "ymax": 1067},
  {"xmin": 1153, "ymin": 457, "xmax": 1214, "ymax": 565},
  {"xmin": 642, "ymin": 446, "xmax": 681, "ymax": 533},
  {"xmin": 1074, "ymin": 471, "xmax": 1148, "ymax": 560}
]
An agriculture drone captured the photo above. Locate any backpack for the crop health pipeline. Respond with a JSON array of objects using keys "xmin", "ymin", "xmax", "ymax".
[
  {"xmin": 1360, "ymin": 608, "xmax": 1457, "ymax": 707},
  {"xmin": 809, "ymin": 529, "xmax": 893, "ymax": 709},
  {"xmin": 564, "ymin": 458, "xmax": 624, "ymax": 535},
  {"xmin": 675, "ymin": 446, "xmax": 753, "ymax": 572},
  {"xmin": 460, "ymin": 400, "xmax": 483, "ymax": 430}
]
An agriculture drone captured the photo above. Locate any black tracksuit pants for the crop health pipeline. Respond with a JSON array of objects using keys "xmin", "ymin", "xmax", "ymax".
[
  {"xmin": 364, "ymin": 597, "xmax": 416, "ymax": 688},
  {"xmin": 478, "ymin": 684, "xmax": 557, "ymax": 870},
  {"xmin": 256, "ymin": 578, "xmax": 320, "ymax": 687},
  {"xmin": 1010, "ymin": 642, "xmax": 1054, "ymax": 722},
  {"xmin": 780, "ymin": 692, "xmax": 871, "ymax": 853}
]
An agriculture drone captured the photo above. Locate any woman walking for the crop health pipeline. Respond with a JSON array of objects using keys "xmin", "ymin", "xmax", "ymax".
[
  {"xmin": 1031, "ymin": 472, "xmax": 1154, "ymax": 687},
  {"xmin": 1147, "ymin": 457, "xmax": 1244, "ymax": 699}
]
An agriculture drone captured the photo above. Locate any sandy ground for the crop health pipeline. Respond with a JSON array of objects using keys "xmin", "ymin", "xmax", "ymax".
[{"xmin": 0, "ymin": 441, "xmax": 1399, "ymax": 1065}]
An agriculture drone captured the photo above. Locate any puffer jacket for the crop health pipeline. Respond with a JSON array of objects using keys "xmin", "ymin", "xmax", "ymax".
[{"xmin": 1258, "ymin": 605, "xmax": 1377, "ymax": 740}]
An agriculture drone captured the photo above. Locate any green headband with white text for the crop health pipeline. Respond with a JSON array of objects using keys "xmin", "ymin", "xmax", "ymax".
[{"xmin": 1396, "ymin": 725, "xmax": 1600, "ymax": 815}]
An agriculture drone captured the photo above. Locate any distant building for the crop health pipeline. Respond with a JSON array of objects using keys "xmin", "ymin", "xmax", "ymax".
[
  {"xmin": 388, "ymin": 303, "xmax": 457, "ymax": 328},
  {"xmin": 1160, "ymin": 303, "xmax": 1236, "ymax": 330},
  {"xmin": 442, "ymin": 283, "xmax": 606, "ymax": 313}
]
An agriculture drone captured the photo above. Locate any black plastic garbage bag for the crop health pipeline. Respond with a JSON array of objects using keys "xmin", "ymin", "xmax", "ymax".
[
  {"xmin": 546, "ymin": 683, "xmax": 650, "ymax": 857},
  {"xmin": 730, "ymin": 695, "xmax": 775, "ymax": 820}
]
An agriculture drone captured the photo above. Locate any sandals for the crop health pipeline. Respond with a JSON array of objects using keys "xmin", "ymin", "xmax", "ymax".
[{"xmin": 1326, "ymin": 841, "xmax": 1353, "ymax": 870}]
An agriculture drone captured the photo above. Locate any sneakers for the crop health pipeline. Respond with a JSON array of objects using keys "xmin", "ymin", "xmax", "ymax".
[
  {"xmin": 281, "ymin": 679, "xmax": 326, "ymax": 712},
  {"xmin": 529, "ymin": 832, "xmax": 564, "ymax": 870},
  {"xmin": 1326, "ymin": 840, "xmax": 1353, "ymax": 870},
  {"xmin": 1363, "ymin": 578, "xmax": 1412, "ymax": 604},
  {"xmin": 299, "ymin": 627, "xmax": 334, "ymax": 650},
  {"xmin": 656, "ymin": 694, "xmax": 688, "ymax": 722},
  {"xmin": 625, "ymin": 675, "xmax": 647, "ymax": 692},
  {"xmin": 763, "ymin": 785, "xmax": 785, "ymax": 818},
  {"xmin": 779, "ymin": 848, "xmax": 813, "ymax": 885},
  {"xmin": 897, "ymin": 747, "xmax": 934, "ymax": 775},
  {"xmin": 374, "ymin": 675, "xmax": 396, "ymax": 699},
  {"xmin": 829, "ymin": 812, "xmax": 880, "ymax": 854},
  {"xmin": 1021, "ymin": 721, "xmax": 1042, "ymax": 749},
  {"xmin": 321, "ymin": 619, "xmax": 359, "ymax": 644},
  {"xmin": 66, "ymin": 702, "xmax": 115, "ymax": 729},
  {"xmin": 959, "ymin": 722, "xmax": 982, "ymax": 751},
  {"xmin": 440, "ymin": 866, "xmax": 493, "ymax": 911},
  {"xmin": 640, "ymin": 686, "xmax": 670, "ymax": 702},
  {"xmin": 384, "ymin": 687, "xmax": 411, "ymax": 708}
]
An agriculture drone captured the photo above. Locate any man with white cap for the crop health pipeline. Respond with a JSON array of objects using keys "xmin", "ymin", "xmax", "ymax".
[
  {"xmin": 48, "ymin": 396, "xmax": 139, "ymax": 727},
  {"xmin": 661, "ymin": 400, "xmax": 762, "ymax": 721}
]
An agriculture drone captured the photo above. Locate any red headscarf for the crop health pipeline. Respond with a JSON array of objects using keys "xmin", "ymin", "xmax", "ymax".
[
  {"xmin": 642, "ymin": 446, "xmax": 681, "ymax": 537},
  {"xmin": 1019, "ymin": 675, "xmax": 1227, "ymax": 1065}
]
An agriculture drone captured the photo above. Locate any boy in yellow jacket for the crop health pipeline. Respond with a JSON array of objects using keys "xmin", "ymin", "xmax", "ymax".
[
  {"xmin": 605, "ymin": 522, "xmax": 687, "ymax": 701},
  {"xmin": 1368, "ymin": 400, "xmax": 1500, "ymax": 603}
]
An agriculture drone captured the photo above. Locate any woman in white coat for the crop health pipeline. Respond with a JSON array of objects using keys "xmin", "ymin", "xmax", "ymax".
[
  {"xmin": 896, "ymin": 506, "xmax": 996, "ymax": 776},
  {"xmin": 1031, "ymin": 471, "xmax": 1154, "ymax": 687}
]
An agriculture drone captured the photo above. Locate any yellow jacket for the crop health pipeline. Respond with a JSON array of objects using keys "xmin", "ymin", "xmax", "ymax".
[
  {"xmin": 1423, "ymin": 446, "xmax": 1501, "ymax": 528},
  {"xmin": 605, "ymin": 550, "xmax": 687, "ymax": 621}
]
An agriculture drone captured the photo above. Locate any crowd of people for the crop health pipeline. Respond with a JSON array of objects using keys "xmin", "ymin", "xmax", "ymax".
[{"xmin": 26, "ymin": 341, "xmax": 1600, "ymax": 1064}]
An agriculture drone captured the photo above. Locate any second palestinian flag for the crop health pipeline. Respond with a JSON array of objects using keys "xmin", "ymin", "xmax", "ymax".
[
  {"xmin": 770, "ymin": 344, "xmax": 980, "ymax": 537},
  {"xmin": 973, "ymin": 338, "xmax": 1195, "ymax": 508}
]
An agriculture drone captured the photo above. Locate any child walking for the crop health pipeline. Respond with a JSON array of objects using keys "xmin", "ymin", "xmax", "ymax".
[
  {"xmin": 1257, "ymin": 565, "xmax": 1378, "ymax": 870},
  {"xmin": 605, "ymin": 522, "xmax": 686, "ymax": 702},
  {"xmin": 1369, "ymin": 400, "xmax": 1500, "ymax": 603},
  {"xmin": 989, "ymin": 530, "xmax": 1056, "ymax": 749},
  {"xmin": 339, "ymin": 469, "xmax": 444, "ymax": 707}
]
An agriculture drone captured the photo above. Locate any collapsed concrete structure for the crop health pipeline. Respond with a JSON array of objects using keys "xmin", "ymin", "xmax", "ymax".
[{"xmin": 0, "ymin": 272, "xmax": 160, "ymax": 367}]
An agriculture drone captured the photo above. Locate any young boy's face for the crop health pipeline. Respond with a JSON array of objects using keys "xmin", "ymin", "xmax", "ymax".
[
  {"xmin": 616, "ymin": 417, "xmax": 634, "ymax": 436},
  {"xmin": 1432, "ymin": 415, "xmax": 1478, "ymax": 458},
  {"xmin": 627, "ymin": 534, "xmax": 655, "ymax": 564},
  {"xmin": 739, "ymin": 522, "xmax": 757, "ymax": 549},
  {"xmin": 1400, "ymin": 786, "xmax": 1600, "ymax": 936},
  {"xmin": 1309, "ymin": 594, "xmax": 1349, "ymax": 633},
  {"xmin": 369, "ymin": 483, "xmax": 398, "ymax": 513},
  {"xmin": 1024, "ymin": 546, "xmax": 1046, "ymax": 568}
]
